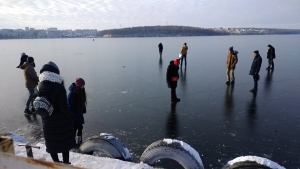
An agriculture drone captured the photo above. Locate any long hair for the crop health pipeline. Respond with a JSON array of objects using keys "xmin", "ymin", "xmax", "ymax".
[{"xmin": 74, "ymin": 86, "xmax": 87, "ymax": 109}]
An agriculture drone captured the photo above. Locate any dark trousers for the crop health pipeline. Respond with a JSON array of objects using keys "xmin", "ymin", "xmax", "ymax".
[
  {"xmin": 50, "ymin": 151, "xmax": 69, "ymax": 163},
  {"xmin": 74, "ymin": 124, "xmax": 83, "ymax": 136},
  {"xmin": 268, "ymin": 59, "xmax": 274, "ymax": 69},
  {"xmin": 26, "ymin": 88, "xmax": 34, "ymax": 110},
  {"xmin": 171, "ymin": 87, "xmax": 177, "ymax": 100},
  {"xmin": 180, "ymin": 55, "xmax": 187, "ymax": 67},
  {"xmin": 253, "ymin": 74, "xmax": 260, "ymax": 90}
]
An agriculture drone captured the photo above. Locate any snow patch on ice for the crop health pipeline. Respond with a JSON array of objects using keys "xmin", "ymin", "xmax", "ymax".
[
  {"xmin": 227, "ymin": 156, "xmax": 285, "ymax": 169},
  {"xmin": 1, "ymin": 132, "xmax": 26, "ymax": 143},
  {"xmin": 14, "ymin": 142, "xmax": 153, "ymax": 169},
  {"xmin": 163, "ymin": 139, "xmax": 203, "ymax": 167}
]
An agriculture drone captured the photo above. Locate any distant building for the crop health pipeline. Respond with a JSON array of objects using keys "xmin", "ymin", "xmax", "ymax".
[
  {"xmin": 25, "ymin": 27, "xmax": 29, "ymax": 31},
  {"xmin": 29, "ymin": 28, "xmax": 35, "ymax": 31},
  {"xmin": 47, "ymin": 27, "xmax": 57, "ymax": 31}
]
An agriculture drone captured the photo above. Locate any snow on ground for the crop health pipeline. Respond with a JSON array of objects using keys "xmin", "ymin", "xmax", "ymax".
[
  {"xmin": 227, "ymin": 156, "xmax": 286, "ymax": 169},
  {"xmin": 14, "ymin": 142, "xmax": 154, "ymax": 169},
  {"xmin": 163, "ymin": 138, "xmax": 203, "ymax": 167}
]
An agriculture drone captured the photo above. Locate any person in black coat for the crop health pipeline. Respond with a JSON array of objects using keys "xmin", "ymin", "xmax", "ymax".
[
  {"xmin": 266, "ymin": 44, "xmax": 275, "ymax": 70},
  {"xmin": 166, "ymin": 58, "xmax": 180, "ymax": 102},
  {"xmin": 67, "ymin": 78, "xmax": 87, "ymax": 146},
  {"xmin": 158, "ymin": 43, "xmax": 163, "ymax": 57},
  {"xmin": 249, "ymin": 51, "xmax": 262, "ymax": 93},
  {"xmin": 33, "ymin": 61, "xmax": 75, "ymax": 164}
]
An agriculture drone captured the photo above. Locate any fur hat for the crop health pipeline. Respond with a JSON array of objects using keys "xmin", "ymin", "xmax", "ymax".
[{"xmin": 75, "ymin": 78, "xmax": 85, "ymax": 87}]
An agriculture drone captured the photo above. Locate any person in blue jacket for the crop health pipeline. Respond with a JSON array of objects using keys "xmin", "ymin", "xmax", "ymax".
[{"xmin": 67, "ymin": 78, "xmax": 86, "ymax": 146}]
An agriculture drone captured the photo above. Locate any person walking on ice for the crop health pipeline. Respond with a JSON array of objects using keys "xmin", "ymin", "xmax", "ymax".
[
  {"xmin": 19, "ymin": 56, "xmax": 39, "ymax": 115},
  {"xmin": 249, "ymin": 51, "xmax": 262, "ymax": 93},
  {"xmin": 226, "ymin": 46, "xmax": 238, "ymax": 85},
  {"xmin": 179, "ymin": 43, "xmax": 188, "ymax": 68},
  {"xmin": 158, "ymin": 42, "xmax": 163, "ymax": 57},
  {"xmin": 167, "ymin": 58, "xmax": 180, "ymax": 103},
  {"xmin": 266, "ymin": 44, "xmax": 275, "ymax": 70},
  {"xmin": 67, "ymin": 78, "xmax": 87, "ymax": 146}
]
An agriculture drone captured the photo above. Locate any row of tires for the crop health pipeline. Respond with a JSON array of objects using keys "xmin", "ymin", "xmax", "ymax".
[{"xmin": 79, "ymin": 133, "xmax": 285, "ymax": 169}]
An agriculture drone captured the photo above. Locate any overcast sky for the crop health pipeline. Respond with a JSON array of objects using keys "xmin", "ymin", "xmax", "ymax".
[{"xmin": 1, "ymin": 0, "xmax": 300, "ymax": 30}]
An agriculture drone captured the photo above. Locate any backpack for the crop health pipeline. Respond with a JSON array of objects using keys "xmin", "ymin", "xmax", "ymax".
[
  {"xmin": 33, "ymin": 85, "xmax": 54, "ymax": 117},
  {"xmin": 234, "ymin": 50, "xmax": 239, "ymax": 64}
]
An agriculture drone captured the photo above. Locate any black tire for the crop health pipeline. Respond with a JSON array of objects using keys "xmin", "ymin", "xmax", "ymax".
[
  {"xmin": 140, "ymin": 140, "xmax": 204, "ymax": 169},
  {"xmin": 79, "ymin": 134, "xmax": 131, "ymax": 161}
]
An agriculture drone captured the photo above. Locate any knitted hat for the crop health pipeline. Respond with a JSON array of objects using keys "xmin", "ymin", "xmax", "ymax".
[
  {"xmin": 254, "ymin": 50, "xmax": 259, "ymax": 55},
  {"xmin": 229, "ymin": 46, "xmax": 233, "ymax": 51},
  {"xmin": 174, "ymin": 58, "xmax": 180, "ymax": 66},
  {"xmin": 75, "ymin": 78, "xmax": 85, "ymax": 87},
  {"xmin": 27, "ymin": 57, "xmax": 34, "ymax": 63},
  {"xmin": 267, "ymin": 44, "xmax": 271, "ymax": 47},
  {"xmin": 40, "ymin": 61, "xmax": 60, "ymax": 74}
]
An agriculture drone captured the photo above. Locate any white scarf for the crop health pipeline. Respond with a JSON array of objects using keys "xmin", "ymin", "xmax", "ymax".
[{"xmin": 39, "ymin": 71, "xmax": 63, "ymax": 84}]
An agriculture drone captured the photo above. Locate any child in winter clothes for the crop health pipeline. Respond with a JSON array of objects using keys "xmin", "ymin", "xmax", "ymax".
[{"xmin": 67, "ymin": 78, "xmax": 87, "ymax": 146}]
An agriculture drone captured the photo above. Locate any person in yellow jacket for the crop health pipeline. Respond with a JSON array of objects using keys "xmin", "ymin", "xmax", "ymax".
[
  {"xmin": 179, "ymin": 43, "xmax": 188, "ymax": 68},
  {"xmin": 226, "ymin": 46, "xmax": 238, "ymax": 85}
]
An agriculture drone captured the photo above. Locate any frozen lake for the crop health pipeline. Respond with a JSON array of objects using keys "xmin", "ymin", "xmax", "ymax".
[{"xmin": 0, "ymin": 35, "xmax": 300, "ymax": 168}]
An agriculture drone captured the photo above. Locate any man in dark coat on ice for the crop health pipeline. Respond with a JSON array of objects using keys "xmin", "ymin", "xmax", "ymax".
[
  {"xmin": 249, "ymin": 51, "xmax": 262, "ymax": 93},
  {"xmin": 166, "ymin": 58, "xmax": 180, "ymax": 102},
  {"xmin": 266, "ymin": 44, "xmax": 275, "ymax": 70}
]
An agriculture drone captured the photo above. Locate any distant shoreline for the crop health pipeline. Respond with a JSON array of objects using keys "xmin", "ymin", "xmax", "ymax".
[{"xmin": 1, "ymin": 26, "xmax": 300, "ymax": 39}]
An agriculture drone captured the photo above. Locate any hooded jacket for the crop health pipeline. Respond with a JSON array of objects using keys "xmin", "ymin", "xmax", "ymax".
[
  {"xmin": 34, "ymin": 71, "xmax": 75, "ymax": 153},
  {"xmin": 267, "ymin": 46, "xmax": 276, "ymax": 59},
  {"xmin": 166, "ymin": 61, "xmax": 179, "ymax": 88},
  {"xmin": 67, "ymin": 83, "xmax": 86, "ymax": 125},
  {"xmin": 180, "ymin": 44, "xmax": 188, "ymax": 55},
  {"xmin": 226, "ymin": 51, "xmax": 238, "ymax": 69},
  {"xmin": 249, "ymin": 54, "xmax": 262, "ymax": 75},
  {"xmin": 19, "ymin": 62, "xmax": 39, "ymax": 88}
]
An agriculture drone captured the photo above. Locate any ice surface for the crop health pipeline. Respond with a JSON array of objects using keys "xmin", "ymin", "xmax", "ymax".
[
  {"xmin": 163, "ymin": 139, "xmax": 203, "ymax": 167},
  {"xmin": 227, "ymin": 156, "xmax": 285, "ymax": 169}
]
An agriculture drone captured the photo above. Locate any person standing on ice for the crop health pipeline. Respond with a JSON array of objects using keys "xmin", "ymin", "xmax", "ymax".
[
  {"xmin": 249, "ymin": 51, "xmax": 262, "ymax": 93},
  {"xmin": 158, "ymin": 42, "xmax": 163, "ymax": 57},
  {"xmin": 266, "ymin": 44, "xmax": 275, "ymax": 70},
  {"xmin": 67, "ymin": 78, "xmax": 87, "ymax": 146},
  {"xmin": 34, "ymin": 61, "xmax": 75, "ymax": 164},
  {"xmin": 179, "ymin": 43, "xmax": 188, "ymax": 68},
  {"xmin": 166, "ymin": 58, "xmax": 180, "ymax": 102},
  {"xmin": 226, "ymin": 46, "xmax": 238, "ymax": 85},
  {"xmin": 19, "ymin": 56, "xmax": 39, "ymax": 115}
]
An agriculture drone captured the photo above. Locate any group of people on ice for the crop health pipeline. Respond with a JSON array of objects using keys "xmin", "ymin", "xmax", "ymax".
[
  {"xmin": 164, "ymin": 43, "xmax": 276, "ymax": 102},
  {"xmin": 17, "ymin": 55, "xmax": 86, "ymax": 164}
]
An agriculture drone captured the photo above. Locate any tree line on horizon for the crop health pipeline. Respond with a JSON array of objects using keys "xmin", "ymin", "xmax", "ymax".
[
  {"xmin": 97, "ymin": 25, "xmax": 300, "ymax": 37},
  {"xmin": 97, "ymin": 26, "xmax": 229, "ymax": 37}
]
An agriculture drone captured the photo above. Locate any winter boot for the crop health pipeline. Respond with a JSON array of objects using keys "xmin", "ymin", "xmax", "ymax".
[
  {"xmin": 231, "ymin": 81, "xmax": 235, "ymax": 85},
  {"xmin": 225, "ymin": 81, "xmax": 230, "ymax": 85},
  {"xmin": 24, "ymin": 109, "xmax": 32, "ymax": 115},
  {"xmin": 76, "ymin": 136, "xmax": 82, "ymax": 145}
]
